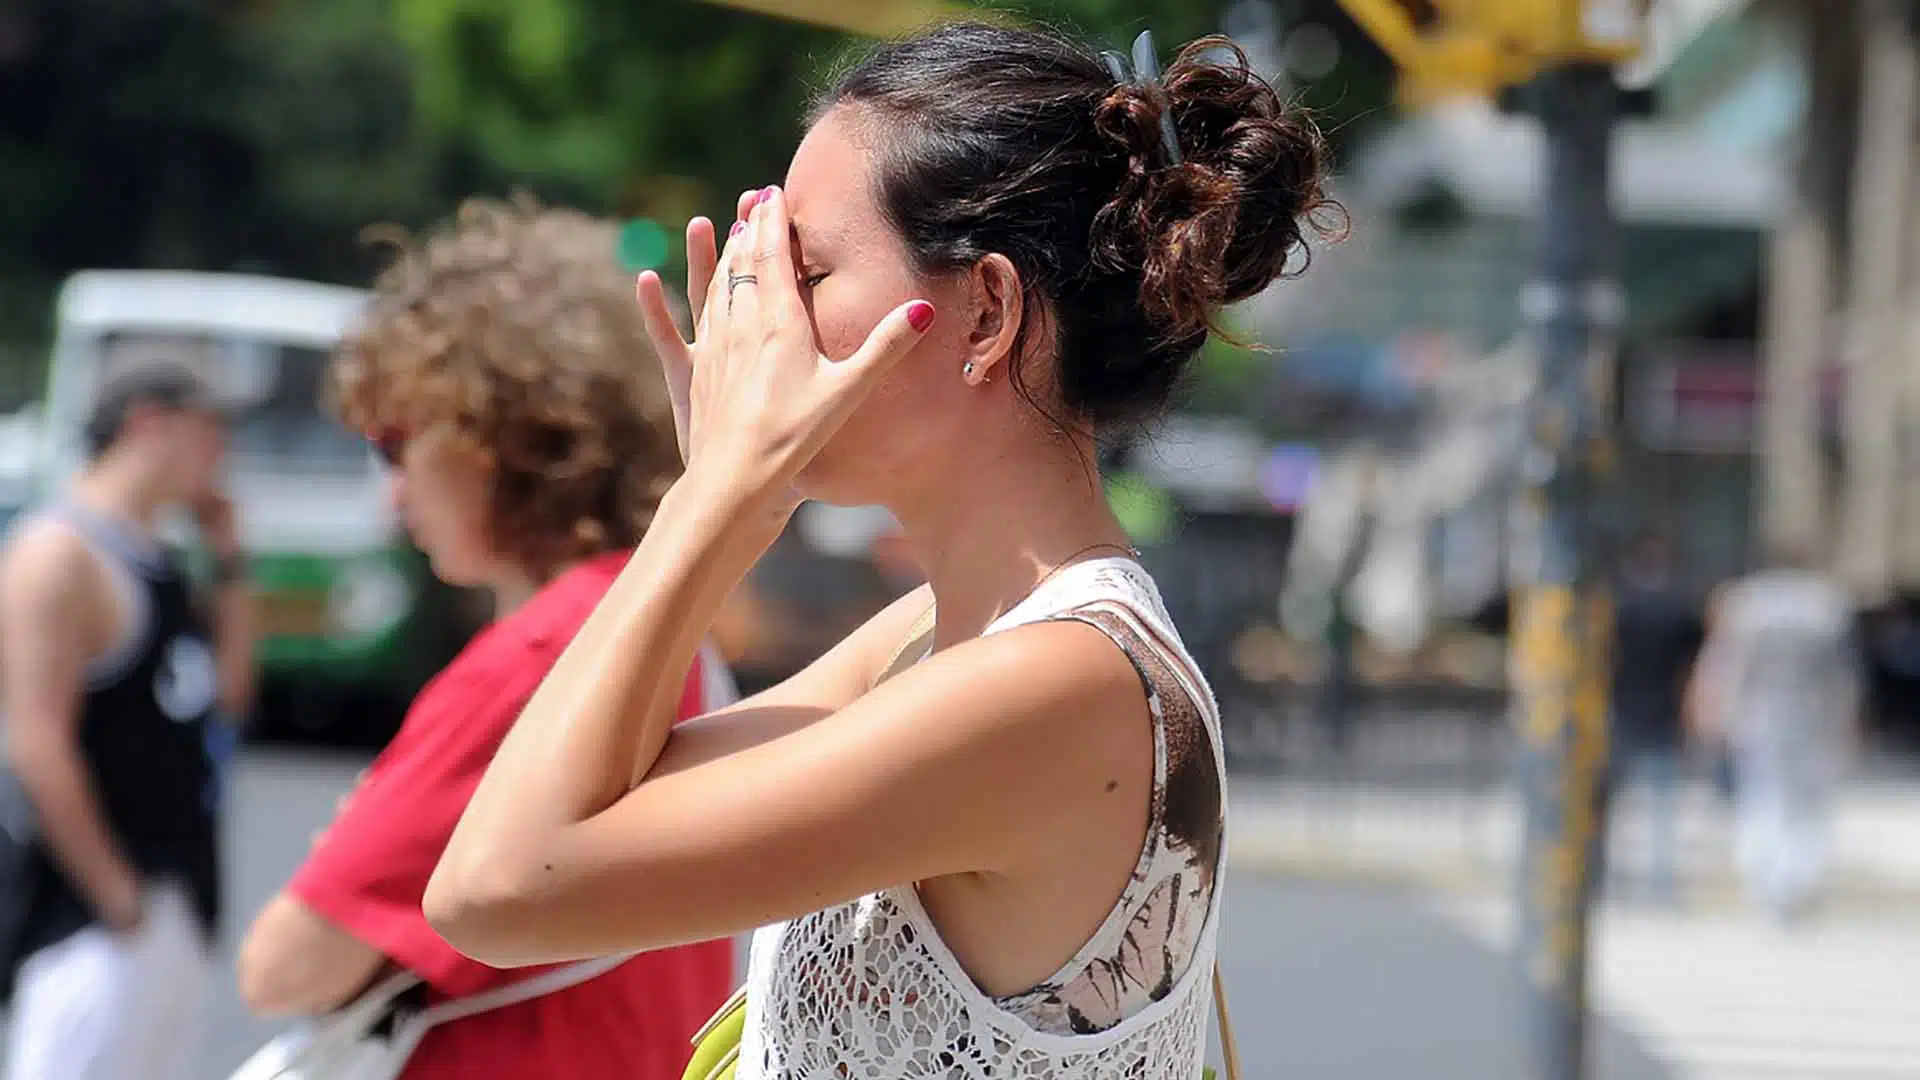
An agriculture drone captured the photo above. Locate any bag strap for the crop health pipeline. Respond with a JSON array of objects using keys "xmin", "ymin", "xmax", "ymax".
[
  {"xmin": 414, "ymin": 953, "xmax": 631, "ymax": 1029},
  {"xmin": 1212, "ymin": 963, "xmax": 1242, "ymax": 1080}
]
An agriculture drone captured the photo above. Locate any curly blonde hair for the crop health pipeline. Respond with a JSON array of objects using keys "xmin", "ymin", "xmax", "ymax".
[{"xmin": 330, "ymin": 195, "xmax": 683, "ymax": 581}]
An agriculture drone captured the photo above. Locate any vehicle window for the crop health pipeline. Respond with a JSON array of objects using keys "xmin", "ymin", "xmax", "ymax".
[{"xmin": 95, "ymin": 332, "xmax": 368, "ymax": 474}]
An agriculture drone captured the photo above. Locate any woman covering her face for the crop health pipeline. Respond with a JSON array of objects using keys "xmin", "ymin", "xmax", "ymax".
[{"xmin": 427, "ymin": 24, "xmax": 1338, "ymax": 1080}]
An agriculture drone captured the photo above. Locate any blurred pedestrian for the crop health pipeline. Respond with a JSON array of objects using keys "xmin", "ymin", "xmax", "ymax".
[
  {"xmin": 0, "ymin": 362, "xmax": 255, "ymax": 1080},
  {"xmin": 1604, "ymin": 534, "xmax": 1703, "ymax": 905},
  {"xmin": 423, "ymin": 23, "xmax": 1331, "ymax": 1080},
  {"xmin": 235, "ymin": 197, "xmax": 736, "ymax": 1080},
  {"xmin": 1317, "ymin": 513, "xmax": 1373, "ymax": 759},
  {"xmin": 1689, "ymin": 545, "xmax": 1862, "ymax": 923}
]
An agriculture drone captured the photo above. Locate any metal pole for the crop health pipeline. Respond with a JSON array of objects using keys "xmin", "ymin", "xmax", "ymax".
[
  {"xmin": 1762, "ymin": 0, "xmax": 1856, "ymax": 570},
  {"xmin": 1510, "ymin": 60, "xmax": 1620, "ymax": 1080},
  {"xmin": 1840, "ymin": 0, "xmax": 1918, "ymax": 598}
]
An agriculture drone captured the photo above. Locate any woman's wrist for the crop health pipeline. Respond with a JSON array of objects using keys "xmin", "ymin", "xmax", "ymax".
[{"xmin": 669, "ymin": 459, "xmax": 797, "ymax": 552}]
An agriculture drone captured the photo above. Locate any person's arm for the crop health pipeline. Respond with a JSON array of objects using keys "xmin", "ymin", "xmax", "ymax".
[
  {"xmin": 424, "ymin": 476, "xmax": 1144, "ymax": 966},
  {"xmin": 1834, "ymin": 615, "xmax": 1869, "ymax": 760},
  {"xmin": 430, "ymin": 609, "xmax": 1146, "ymax": 968},
  {"xmin": 0, "ymin": 524, "xmax": 145, "ymax": 932},
  {"xmin": 194, "ymin": 492, "xmax": 256, "ymax": 719},
  {"xmin": 236, "ymin": 893, "xmax": 389, "ymax": 1016},
  {"xmin": 628, "ymin": 585, "xmax": 934, "ymax": 788},
  {"xmin": 237, "ymin": 620, "xmax": 833, "ymax": 1018},
  {"xmin": 238, "ymin": 670, "xmax": 515, "ymax": 1016},
  {"xmin": 1684, "ymin": 587, "xmax": 1732, "ymax": 746}
]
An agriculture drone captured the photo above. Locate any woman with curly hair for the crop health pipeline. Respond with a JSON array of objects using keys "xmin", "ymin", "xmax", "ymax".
[
  {"xmin": 425, "ymin": 23, "xmax": 1336, "ymax": 1080},
  {"xmin": 234, "ymin": 197, "xmax": 737, "ymax": 1080}
]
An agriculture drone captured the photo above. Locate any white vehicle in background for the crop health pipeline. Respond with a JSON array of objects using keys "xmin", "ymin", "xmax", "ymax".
[
  {"xmin": 32, "ymin": 270, "xmax": 473, "ymax": 742},
  {"xmin": 0, "ymin": 402, "xmax": 40, "ymax": 534}
]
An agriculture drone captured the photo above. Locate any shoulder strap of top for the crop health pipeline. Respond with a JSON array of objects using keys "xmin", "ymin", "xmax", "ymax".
[
  {"xmin": 1061, "ymin": 596, "xmax": 1212, "ymax": 723},
  {"xmin": 42, "ymin": 502, "xmax": 156, "ymax": 573},
  {"xmin": 874, "ymin": 600, "xmax": 937, "ymax": 689}
]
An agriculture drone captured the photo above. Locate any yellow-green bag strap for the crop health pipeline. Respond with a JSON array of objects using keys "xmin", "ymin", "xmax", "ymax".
[
  {"xmin": 1213, "ymin": 962, "xmax": 1242, "ymax": 1080},
  {"xmin": 682, "ymin": 985, "xmax": 746, "ymax": 1080}
]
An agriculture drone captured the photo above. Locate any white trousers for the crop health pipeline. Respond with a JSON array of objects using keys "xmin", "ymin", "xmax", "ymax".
[
  {"xmin": 1735, "ymin": 770, "xmax": 1835, "ymax": 918},
  {"xmin": 4, "ymin": 882, "xmax": 211, "ymax": 1080}
]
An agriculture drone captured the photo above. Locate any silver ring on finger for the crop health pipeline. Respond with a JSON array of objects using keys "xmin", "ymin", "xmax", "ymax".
[{"xmin": 727, "ymin": 272, "xmax": 759, "ymax": 303}]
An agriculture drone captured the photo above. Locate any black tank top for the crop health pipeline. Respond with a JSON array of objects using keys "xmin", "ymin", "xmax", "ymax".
[{"xmin": 14, "ymin": 504, "xmax": 222, "ymax": 956}]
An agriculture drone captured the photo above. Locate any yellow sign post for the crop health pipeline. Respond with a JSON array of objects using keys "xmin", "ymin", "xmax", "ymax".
[{"xmin": 1334, "ymin": 0, "xmax": 1647, "ymax": 99}]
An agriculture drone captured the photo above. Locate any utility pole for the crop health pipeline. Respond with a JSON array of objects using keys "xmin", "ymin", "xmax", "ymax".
[
  {"xmin": 1761, "ymin": 0, "xmax": 1858, "ymax": 570},
  {"xmin": 1838, "ymin": 0, "xmax": 1917, "ymax": 600},
  {"xmin": 1508, "ymin": 60, "xmax": 1620, "ymax": 1080},
  {"xmin": 1883, "ymin": 0, "xmax": 1920, "ymax": 584},
  {"xmin": 1907, "ymin": 5, "xmax": 1920, "ymax": 581},
  {"xmin": 1331, "ymin": 5, "xmax": 1647, "ymax": 1078}
]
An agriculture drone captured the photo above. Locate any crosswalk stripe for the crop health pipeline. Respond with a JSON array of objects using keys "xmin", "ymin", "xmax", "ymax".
[{"xmin": 1438, "ymin": 897, "xmax": 1920, "ymax": 1079}]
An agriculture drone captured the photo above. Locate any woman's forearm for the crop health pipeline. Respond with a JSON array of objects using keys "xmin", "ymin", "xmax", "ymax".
[{"xmin": 436, "ymin": 476, "xmax": 778, "ymax": 884}]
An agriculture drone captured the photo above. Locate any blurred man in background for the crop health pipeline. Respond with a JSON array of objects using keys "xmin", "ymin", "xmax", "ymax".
[
  {"xmin": 1605, "ymin": 534, "xmax": 1704, "ymax": 906},
  {"xmin": 0, "ymin": 362, "xmax": 255, "ymax": 1080},
  {"xmin": 1690, "ymin": 546, "xmax": 1862, "ymax": 923}
]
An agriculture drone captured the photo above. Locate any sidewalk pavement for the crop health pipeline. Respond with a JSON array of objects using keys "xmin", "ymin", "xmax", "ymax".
[{"xmin": 1224, "ymin": 774, "xmax": 1920, "ymax": 909}]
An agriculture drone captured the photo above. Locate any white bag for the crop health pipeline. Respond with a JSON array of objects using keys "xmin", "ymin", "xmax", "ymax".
[{"xmin": 227, "ymin": 954, "xmax": 628, "ymax": 1080}]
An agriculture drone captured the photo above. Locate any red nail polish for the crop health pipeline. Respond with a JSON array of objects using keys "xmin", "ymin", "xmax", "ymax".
[
  {"xmin": 907, "ymin": 301, "xmax": 936, "ymax": 333},
  {"xmin": 757, "ymin": 186, "xmax": 777, "ymax": 206},
  {"xmin": 730, "ymin": 222, "xmax": 745, "ymax": 238}
]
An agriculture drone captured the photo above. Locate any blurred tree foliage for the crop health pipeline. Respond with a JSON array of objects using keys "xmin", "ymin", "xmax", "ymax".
[
  {"xmin": 389, "ymin": 0, "xmax": 1239, "ymax": 220},
  {"xmin": 0, "ymin": 0, "xmax": 512, "ymax": 353},
  {"xmin": 0, "ymin": 0, "xmax": 1391, "ymax": 385}
]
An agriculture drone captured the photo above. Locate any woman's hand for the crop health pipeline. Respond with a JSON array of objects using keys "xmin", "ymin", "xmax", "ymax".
[
  {"xmin": 636, "ymin": 186, "xmax": 934, "ymax": 511},
  {"xmin": 635, "ymin": 190, "xmax": 753, "ymax": 465}
]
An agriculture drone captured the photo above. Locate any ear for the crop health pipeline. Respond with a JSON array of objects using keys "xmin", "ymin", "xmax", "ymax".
[{"xmin": 959, "ymin": 254, "xmax": 1025, "ymax": 387}]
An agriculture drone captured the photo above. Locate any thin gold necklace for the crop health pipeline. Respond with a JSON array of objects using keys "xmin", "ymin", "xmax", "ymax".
[
  {"xmin": 905, "ymin": 542, "xmax": 1143, "ymax": 671},
  {"xmin": 1030, "ymin": 540, "xmax": 1141, "ymax": 593}
]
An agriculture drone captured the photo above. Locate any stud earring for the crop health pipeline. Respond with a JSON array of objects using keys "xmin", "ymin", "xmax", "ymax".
[{"xmin": 963, "ymin": 361, "xmax": 976, "ymax": 378}]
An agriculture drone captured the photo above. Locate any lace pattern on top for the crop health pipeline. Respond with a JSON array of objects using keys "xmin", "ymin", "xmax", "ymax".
[{"xmin": 737, "ymin": 559, "xmax": 1227, "ymax": 1080}]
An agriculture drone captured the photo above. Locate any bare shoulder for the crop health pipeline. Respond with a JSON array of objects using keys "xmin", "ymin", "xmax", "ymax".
[
  {"xmin": 0, "ymin": 517, "xmax": 102, "ymax": 616},
  {"xmin": 862, "ymin": 616, "xmax": 1154, "ymax": 776},
  {"xmin": 0, "ymin": 518, "xmax": 107, "ymax": 696}
]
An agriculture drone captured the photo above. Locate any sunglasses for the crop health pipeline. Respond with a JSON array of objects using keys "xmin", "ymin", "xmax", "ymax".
[{"xmin": 368, "ymin": 428, "xmax": 407, "ymax": 468}]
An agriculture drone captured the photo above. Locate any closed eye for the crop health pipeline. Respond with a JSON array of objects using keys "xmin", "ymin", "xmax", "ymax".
[{"xmin": 801, "ymin": 271, "xmax": 828, "ymax": 289}]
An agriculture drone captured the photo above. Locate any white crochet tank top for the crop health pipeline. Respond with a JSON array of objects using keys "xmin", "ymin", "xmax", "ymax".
[{"xmin": 737, "ymin": 557, "xmax": 1228, "ymax": 1079}]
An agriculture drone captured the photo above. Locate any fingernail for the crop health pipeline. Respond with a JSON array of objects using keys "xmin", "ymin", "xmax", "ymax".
[
  {"xmin": 907, "ymin": 301, "xmax": 936, "ymax": 333},
  {"xmin": 757, "ymin": 186, "xmax": 777, "ymax": 206},
  {"xmin": 730, "ymin": 221, "xmax": 745, "ymax": 238}
]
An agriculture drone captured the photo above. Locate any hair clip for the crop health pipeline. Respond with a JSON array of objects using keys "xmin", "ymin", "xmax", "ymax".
[{"xmin": 1100, "ymin": 29, "xmax": 1184, "ymax": 167}]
